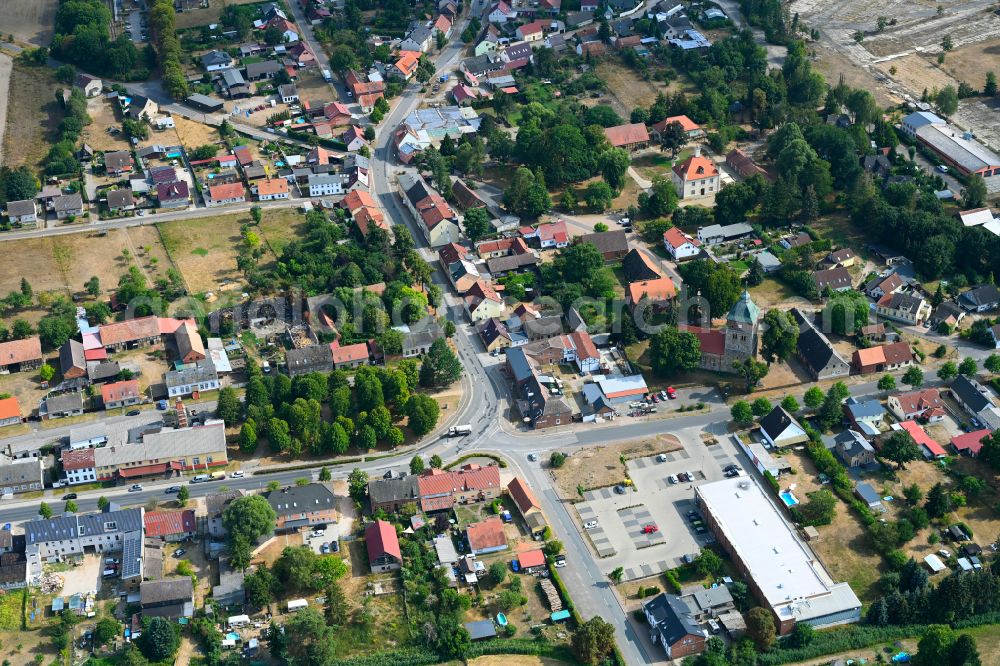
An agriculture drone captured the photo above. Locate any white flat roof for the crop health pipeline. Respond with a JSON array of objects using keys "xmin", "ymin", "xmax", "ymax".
[{"xmin": 697, "ymin": 477, "xmax": 861, "ymax": 623}]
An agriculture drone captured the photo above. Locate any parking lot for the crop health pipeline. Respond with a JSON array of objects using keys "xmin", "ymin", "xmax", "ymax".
[
  {"xmin": 574, "ymin": 423, "xmax": 747, "ymax": 581},
  {"xmin": 304, "ymin": 523, "xmax": 340, "ymax": 555}
]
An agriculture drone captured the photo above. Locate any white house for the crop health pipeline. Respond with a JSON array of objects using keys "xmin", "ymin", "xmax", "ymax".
[
  {"xmin": 61, "ymin": 448, "xmax": 97, "ymax": 486},
  {"xmin": 758, "ymin": 406, "xmax": 808, "ymax": 448},
  {"xmin": 308, "ymin": 174, "xmax": 346, "ymax": 197},
  {"xmin": 662, "ymin": 227, "xmax": 701, "ymax": 261},
  {"xmin": 165, "ymin": 360, "xmax": 220, "ymax": 399},
  {"xmin": 671, "ymin": 150, "xmax": 720, "ymax": 199},
  {"xmin": 205, "ymin": 183, "xmax": 246, "ymax": 207},
  {"xmin": 6, "ymin": 199, "xmax": 38, "ymax": 225}
]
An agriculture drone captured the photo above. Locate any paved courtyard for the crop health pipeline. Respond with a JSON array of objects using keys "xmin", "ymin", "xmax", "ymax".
[{"xmin": 574, "ymin": 423, "xmax": 746, "ymax": 582}]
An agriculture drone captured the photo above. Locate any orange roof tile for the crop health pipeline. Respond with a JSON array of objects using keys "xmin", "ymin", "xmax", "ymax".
[
  {"xmin": 330, "ymin": 341, "xmax": 369, "ymax": 365},
  {"xmin": 342, "ymin": 189, "xmax": 376, "ymax": 211},
  {"xmin": 853, "ymin": 346, "xmax": 886, "ymax": 368},
  {"xmin": 0, "ymin": 337, "xmax": 42, "ymax": 366},
  {"xmin": 208, "ymin": 182, "xmax": 245, "ymax": 201},
  {"xmin": 507, "ymin": 476, "xmax": 540, "ymax": 513},
  {"xmin": 627, "ymin": 277, "xmax": 676, "ymax": 304},
  {"xmin": 466, "ymin": 515, "xmax": 506, "ymax": 552},
  {"xmin": 101, "ymin": 379, "xmax": 141, "ymax": 404},
  {"xmin": 0, "ymin": 397, "xmax": 21, "ymax": 421},
  {"xmin": 366, "ymin": 519, "xmax": 401, "ymax": 560},
  {"xmin": 518, "ymin": 549, "xmax": 546, "ymax": 568},
  {"xmin": 662, "ymin": 226, "xmax": 700, "ymax": 250},
  {"xmin": 99, "ymin": 317, "xmax": 160, "ymax": 346},
  {"xmin": 672, "ymin": 154, "xmax": 718, "ymax": 181},
  {"xmin": 256, "ymin": 178, "xmax": 289, "ymax": 196},
  {"xmin": 603, "ymin": 123, "xmax": 649, "ymax": 147},
  {"xmin": 61, "ymin": 447, "xmax": 95, "ymax": 471}
]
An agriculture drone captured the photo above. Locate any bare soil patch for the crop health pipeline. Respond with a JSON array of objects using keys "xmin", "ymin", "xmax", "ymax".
[
  {"xmin": 551, "ymin": 435, "xmax": 683, "ymax": 498},
  {"xmin": 174, "ymin": 116, "xmax": 224, "ymax": 148},
  {"xmin": 2, "ymin": 0, "xmax": 58, "ymax": 46},
  {"xmin": 2, "ymin": 62, "xmax": 63, "ymax": 169},
  {"xmin": 874, "ymin": 53, "xmax": 958, "ymax": 98},
  {"xmin": 812, "ymin": 44, "xmax": 901, "ymax": 108},
  {"xmin": 939, "ymin": 39, "xmax": 1000, "ymax": 92},
  {"xmin": 468, "ymin": 658, "xmax": 570, "ymax": 666},
  {"xmin": 294, "ymin": 69, "xmax": 337, "ymax": 104},
  {"xmin": 594, "ymin": 61, "xmax": 664, "ymax": 117},
  {"xmin": 81, "ymin": 97, "xmax": 133, "ymax": 152}
]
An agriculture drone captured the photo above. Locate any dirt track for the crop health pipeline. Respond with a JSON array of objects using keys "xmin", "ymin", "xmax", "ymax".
[{"xmin": 0, "ymin": 52, "xmax": 11, "ymax": 166}]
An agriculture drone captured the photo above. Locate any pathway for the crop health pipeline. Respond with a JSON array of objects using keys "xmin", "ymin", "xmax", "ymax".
[{"xmin": 0, "ymin": 52, "xmax": 13, "ymax": 165}]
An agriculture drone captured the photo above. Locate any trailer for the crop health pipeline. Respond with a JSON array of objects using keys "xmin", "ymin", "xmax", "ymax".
[{"xmin": 287, "ymin": 599, "xmax": 308, "ymax": 612}]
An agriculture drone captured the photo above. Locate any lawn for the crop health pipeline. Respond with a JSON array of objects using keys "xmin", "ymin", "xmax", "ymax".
[
  {"xmin": 0, "ymin": 589, "xmax": 25, "ymax": 630},
  {"xmin": 2, "ymin": 61, "xmax": 62, "ymax": 170},
  {"xmin": 257, "ymin": 208, "xmax": 308, "ymax": 255}
]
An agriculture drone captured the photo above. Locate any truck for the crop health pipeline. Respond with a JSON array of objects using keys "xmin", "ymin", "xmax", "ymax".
[
  {"xmin": 322, "ymin": 69, "xmax": 332, "ymax": 82},
  {"xmin": 448, "ymin": 424, "xmax": 472, "ymax": 437}
]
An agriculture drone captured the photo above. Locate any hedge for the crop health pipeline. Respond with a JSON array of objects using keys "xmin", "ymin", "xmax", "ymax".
[
  {"xmin": 763, "ymin": 470, "xmax": 780, "ymax": 494},
  {"xmin": 756, "ymin": 624, "xmax": 930, "ymax": 665},
  {"xmin": 546, "ymin": 561, "xmax": 581, "ymax": 625},
  {"xmin": 327, "ymin": 648, "xmax": 439, "ymax": 666},
  {"xmin": 664, "ymin": 568, "xmax": 683, "ymax": 593},
  {"xmin": 465, "ymin": 640, "xmax": 576, "ymax": 660},
  {"xmin": 445, "ymin": 452, "xmax": 508, "ymax": 469}
]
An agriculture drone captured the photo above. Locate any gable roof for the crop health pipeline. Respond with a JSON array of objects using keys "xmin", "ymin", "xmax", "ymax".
[
  {"xmin": 898, "ymin": 420, "xmax": 946, "ymax": 457},
  {"xmin": 662, "ymin": 226, "xmax": 700, "ymax": 250},
  {"xmin": 157, "ymin": 181, "xmax": 189, "ymax": 201},
  {"xmin": 759, "ymin": 406, "xmax": 803, "ymax": 441},
  {"xmin": 365, "ymin": 519, "xmax": 401, "ymax": 561},
  {"xmin": 627, "ymin": 277, "xmax": 676, "ymax": 304},
  {"xmin": 951, "ymin": 375, "xmax": 994, "ymax": 413},
  {"xmin": 101, "ymin": 379, "xmax": 140, "ymax": 404},
  {"xmin": 466, "ymin": 515, "xmax": 506, "ymax": 551},
  {"xmin": 961, "ymin": 284, "xmax": 1000, "ymax": 308},
  {"xmin": 622, "ymin": 248, "xmax": 663, "ymax": 282},
  {"xmin": 208, "ymin": 182, "xmax": 245, "ymax": 201},
  {"xmin": 892, "ymin": 388, "xmax": 943, "ymax": 415},
  {"xmin": 0, "ymin": 397, "xmax": 21, "ymax": 422},
  {"xmin": 330, "ymin": 341, "xmax": 369, "ymax": 365},
  {"xmin": 603, "ymin": 123, "xmax": 650, "ymax": 147},
  {"xmin": 578, "ymin": 229, "xmax": 628, "ymax": 255},
  {"xmin": 144, "ymin": 510, "xmax": 196, "ymax": 537},
  {"xmin": 60, "ymin": 447, "xmax": 96, "ymax": 471},
  {"xmin": 791, "ymin": 308, "xmax": 848, "ymax": 375},
  {"xmin": 265, "ymin": 483, "xmax": 336, "ymax": 517},
  {"xmin": 652, "ymin": 114, "xmax": 699, "ymax": 133},
  {"xmin": 0, "ymin": 337, "xmax": 42, "ymax": 366},
  {"xmin": 813, "ymin": 266, "xmax": 852, "ymax": 290},
  {"xmin": 952, "ymin": 429, "xmax": 991, "ymax": 455},
  {"xmin": 507, "ymin": 477, "xmax": 541, "ymax": 514},
  {"xmin": 672, "ymin": 154, "xmax": 718, "ymax": 180}
]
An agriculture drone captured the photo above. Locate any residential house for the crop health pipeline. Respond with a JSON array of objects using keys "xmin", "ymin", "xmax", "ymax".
[
  {"xmin": 416, "ymin": 465, "xmax": 502, "ymax": 512},
  {"xmin": 285, "ymin": 345, "xmax": 333, "ymax": 377},
  {"xmin": 58, "ymin": 339, "xmax": 86, "ymax": 380},
  {"xmin": 144, "ymin": 510, "xmax": 197, "ymax": 541},
  {"xmin": 930, "ymin": 301, "xmax": 966, "ymax": 330},
  {"xmin": 644, "ymin": 593, "xmax": 708, "ymax": 660},
  {"xmin": 452, "ymin": 179, "xmax": 487, "ymax": 210},
  {"xmin": 843, "ymin": 396, "xmax": 886, "ymax": 438},
  {"xmin": 265, "ymin": 483, "xmax": 337, "ymax": 532},
  {"xmin": 725, "ymin": 148, "xmax": 769, "ymax": 180},
  {"xmin": 951, "ymin": 429, "xmax": 992, "ymax": 457},
  {"xmin": 101, "ymin": 380, "xmax": 141, "ymax": 409},
  {"xmin": 165, "ymin": 360, "xmax": 219, "ymax": 398},
  {"xmin": 245, "ymin": 60, "xmax": 284, "ymax": 81},
  {"xmin": 278, "ymin": 83, "xmax": 298, "ymax": 104},
  {"xmin": 896, "ymin": 420, "xmax": 946, "ymax": 459},
  {"xmin": 0, "ymin": 337, "xmax": 43, "ymax": 373},
  {"xmin": 400, "ymin": 26, "xmax": 434, "ymax": 53},
  {"xmin": 520, "ymin": 220, "xmax": 569, "ymax": 249},
  {"xmin": 157, "ymin": 181, "xmax": 190, "ymax": 209},
  {"xmin": 41, "ymin": 393, "xmax": 84, "ymax": 420},
  {"xmin": 61, "ymin": 448, "xmax": 97, "ymax": 485},
  {"xmin": 124, "ymin": 94, "xmax": 157, "ymax": 120},
  {"xmin": 852, "ymin": 342, "xmax": 915, "ymax": 374},
  {"xmin": 958, "ymin": 208, "xmax": 995, "ymax": 228},
  {"xmin": 603, "ymin": 123, "xmax": 650, "ymax": 151},
  {"xmin": 24, "ymin": 508, "xmax": 144, "ymax": 580},
  {"xmin": 835, "ymin": 430, "xmax": 876, "ymax": 467},
  {"xmin": 876, "ymin": 292, "xmax": 931, "ymax": 325},
  {"xmin": 864, "ymin": 272, "xmax": 904, "ymax": 300},
  {"xmin": 331, "ymin": 341, "xmax": 369, "ymax": 370},
  {"xmin": 140, "ymin": 578, "xmax": 194, "ymax": 619},
  {"xmin": 859, "ymin": 323, "xmax": 887, "ymax": 341},
  {"xmin": 672, "ymin": 151, "xmax": 720, "ymax": 199},
  {"xmin": 660, "ymin": 227, "xmax": 702, "ymax": 261},
  {"xmin": 507, "ymin": 476, "xmax": 547, "ymax": 535},
  {"xmin": 53, "ymin": 194, "xmax": 83, "ymax": 219},
  {"xmin": 696, "ymin": 223, "xmax": 753, "ymax": 246},
  {"xmin": 0, "ymin": 458, "xmax": 44, "ymax": 495},
  {"xmin": 466, "ymin": 516, "xmax": 507, "ymax": 554},
  {"xmin": 813, "ymin": 266, "xmax": 853, "ymax": 293},
  {"xmin": 391, "ymin": 51, "xmax": 421, "ymax": 80},
  {"xmin": 790, "ymin": 309, "xmax": 850, "ymax": 381},
  {"xmin": 447, "ymin": 258, "xmax": 480, "ymax": 293},
  {"xmin": 366, "ymin": 519, "xmax": 402, "ymax": 572},
  {"xmin": 254, "ymin": 177, "xmax": 289, "ymax": 200},
  {"xmin": 92, "ymin": 421, "xmax": 228, "ymax": 482},
  {"xmin": 780, "ymin": 232, "xmax": 812, "ymax": 250},
  {"xmin": 206, "ymin": 490, "xmax": 245, "ymax": 539},
  {"xmin": 477, "ymin": 318, "xmax": 525, "ymax": 352},
  {"xmin": 200, "ymin": 50, "xmax": 233, "ymax": 71},
  {"xmin": 650, "ymin": 114, "xmax": 703, "ymax": 141},
  {"xmin": 825, "ymin": 248, "xmax": 857, "ymax": 267},
  {"xmin": 367, "ymin": 475, "xmax": 420, "ymax": 513},
  {"xmin": 949, "ymin": 375, "xmax": 1000, "ymax": 430},
  {"xmin": 627, "ymin": 277, "xmax": 677, "ymax": 313},
  {"xmin": 107, "ymin": 189, "xmax": 135, "ymax": 212},
  {"xmin": 398, "ymin": 173, "xmax": 461, "ymax": 247},
  {"xmin": 265, "ymin": 16, "xmax": 299, "ymax": 42},
  {"xmin": 960, "ymin": 284, "xmax": 1000, "ymax": 312},
  {"xmin": 6, "ymin": 199, "xmax": 38, "ymax": 226},
  {"xmin": 174, "ymin": 322, "xmax": 205, "ymax": 363},
  {"xmin": 888, "ymin": 388, "xmax": 945, "ymax": 422},
  {"xmin": 516, "ymin": 19, "xmax": 548, "ymax": 41},
  {"xmin": 758, "ymin": 406, "xmax": 808, "ymax": 448},
  {"xmin": 577, "ymin": 230, "xmax": 629, "ymax": 261},
  {"xmin": 75, "ymin": 73, "xmax": 102, "ymax": 97},
  {"xmin": 487, "ymin": 1, "xmax": 516, "ymax": 23},
  {"xmin": 205, "ymin": 182, "xmax": 246, "ymax": 207},
  {"xmin": 434, "ymin": 14, "xmax": 453, "ymax": 38},
  {"xmin": 342, "ymin": 125, "xmax": 368, "ymax": 152}
]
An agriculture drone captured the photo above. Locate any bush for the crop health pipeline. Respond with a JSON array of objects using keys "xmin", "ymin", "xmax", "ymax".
[{"xmin": 550, "ymin": 451, "xmax": 567, "ymax": 468}]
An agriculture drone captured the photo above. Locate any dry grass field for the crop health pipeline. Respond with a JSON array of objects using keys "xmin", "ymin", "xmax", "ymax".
[
  {"xmin": 875, "ymin": 53, "xmax": 959, "ymax": 98},
  {"xmin": 938, "ymin": 39, "xmax": 1000, "ymax": 92},
  {"xmin": 811, "ymin": 43, "xmax": 901, "ymax": 108},
  {"xmin": 173, "ymin": 116, "xmax": 224, "ymax": 148},
  {"xmin": 81, "ymin": 97, "xmax": 133, "ymax": 152},
  {"xmin": 551, "ymin": 435, "xmax": 683, "ymax": 498},
  {"xmin": 158, "ymin": 214, "xmax": 261, "ymax": 294},
  {"xmin": 257, "ymin": 208, "xmax": 308, "ymax": 254},
  {"xmin": 2, "ymin": 0, "xmax": 58, "ymax": 46},
  {"xmin": 2, "ymin": 62, "xmax": 63, "ymax": 169},
  {"xmin": 175, "ymin": 0, "xmax": 264, "ymax": 29},
  {"xmin": 593, "ymin": 61, "xmax": 668, "ymax": 115}
]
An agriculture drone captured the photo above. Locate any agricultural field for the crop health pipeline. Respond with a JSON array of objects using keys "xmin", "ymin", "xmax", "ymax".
[
  {"xmin": 2, "ymin": 0, "xmax": 58, "ymax": 46},
  {"xmin": 2, "ymin": 62, "xmax": 64, "ymax": 170}
]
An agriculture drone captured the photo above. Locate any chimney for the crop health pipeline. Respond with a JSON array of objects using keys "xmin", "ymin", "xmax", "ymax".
[{"xmin": 693, "ymin": 146, "xmax": 701, "ymax": 157}]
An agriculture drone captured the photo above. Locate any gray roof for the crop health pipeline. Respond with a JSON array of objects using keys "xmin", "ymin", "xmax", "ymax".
[
  {"xmin": 0, "ymin": 458, "xmax": 42, "ymax": 489},
  {"xmin": 915, "ymin": 123, "xmax": 1000, "ymax": 174},
  {"xmin": 201, "ymin": 50, "xmax": 232, "ymax": 67},
  {"xmin": 881, "ymin": 292, "xmax": 926, "ymax": 314},
  {"xmin": 844, "ymin": 397, "xmax": 885, "ymax": 420},
  {"xmin": 961, "ymin": 284, "xmax": 1000, "ymax": 308},
  {"xmin": 53, "ymin": 193, "xmax": 83, "ymax": 213},
  {"xmin": 278, "ymin": 84, "xmax": 297, "ymax": 98},
  {"xmin": 94, "ymin": 421, "xmax": 227, "ymax": 468},
  {"xmin": 6, "ymin": 199, "xmax": 36, "ymax": 217},
  {"xmin": 221, "ymin": 68, "xmax": 246, "ymax": 87},
  {"xmin": 44, "ymin": 392, "xmax": 84, "ymax": 414},
  {"xmin": 59, "ymin": 339, "xmax": 85, "ymax": 374},
  {"xmin": 835, "ymin": 429, "xmax": 874, "ymax": 457},
  {"xmin": 950, "ymin": 375, "xmax": 993, "ymax": 413},
  {"xmin": 506, "ymin": 347, "xmax": 533, "ymax": 383},
  {"xmin": 206, "ymin": 489, "xmax": 244, "ymax": 519},
  {"xmin": 140, "ymin": 577, "xmax": 193, "ymax": 606},
  {"xmin": 487, "ymin": 252, "xmax": 538, "ymax": 274},
  {"xmin": 700, "ymin": 222, "xmax": 752, "ymax": 240},
  {"xmin": 69, "ymin": 422, "xmax": 108, "ymax": 445},
  {"xmin": 645, "ymin": 594, "xmax": 704, "ymax": 646},
  {"xmin": 285, "ymin": 345, "xmax": 332, "ymax": 374},
  {"xmin": 88, "ymin": 361, "xmax": 121, "ymax": 381},
  {"xmin": 759, "ymin": 405, "xmax": 800, "ymax": 441},
  {"xmin": 368, "ymin": 474, "xmax": 419, "ymax": 506},
  {"xmin": 164, "ymin": 360, "xmax": 218, "ymax": 388},
  {"xmin": 855, "ymin": 482, "xmax": 881, "ymax": 504},
  {"xmin": 405, "ymin": 25, "xmax": 433, "ymax": 44},
  {"xmin": 689, "ymin": 585, "xmax": 733, "ymax": 612},
  {"xmin": 107, "ymin": 189, "xmax": 134, "ymax": 209},
  {"xmin": 245, "ymin": 60, "xmax": 283, "ymax": 78},
  {"xmin": 755, "ymin": 251, "xmax": 781, "ymax": 270},
  {"xmin": 464, "ymin": 619, "xmax": 498, "ymax": 640},
  {"xmin": 26, "ymin": 507, "xmax": 143, "ymax": 545},
  {"xmin": 264, "ymin": 483, "xmax": 336, "ymax": 517},
  {"xmin": 578, "ymin": 229, "xmax": 628, "ymax": 255}
]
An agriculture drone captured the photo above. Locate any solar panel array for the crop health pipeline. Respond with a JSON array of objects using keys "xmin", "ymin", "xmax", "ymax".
[{"xmin": 120, "ymin": 532, "xmax": 143, "ymax": 579}]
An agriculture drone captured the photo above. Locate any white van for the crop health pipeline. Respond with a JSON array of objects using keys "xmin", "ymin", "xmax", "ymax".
[{"xmin": 191, "ymin": 474, "xmax": 210, "ymax": 483}]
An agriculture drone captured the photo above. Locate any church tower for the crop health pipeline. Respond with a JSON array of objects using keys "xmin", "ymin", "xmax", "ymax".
[{"xmin": 723, "ymin": 290, "xmax": 760, "ymax": 365}]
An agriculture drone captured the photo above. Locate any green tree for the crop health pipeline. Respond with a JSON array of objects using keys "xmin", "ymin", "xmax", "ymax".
[
  {"xmin": 39, "ymin": 502, "xmax": 52, "ymax": 519},
  {"xmin": 597, "ymin": 148, "xmax": 631, "ymax": 194},
  {"xmin": 761, "ymin": 310, "xmax": 798, "ymax": 364},
  {"xmin": 410, "ymin": 455, "xmax": 425, "ymax": 475},
  {"xmin": 914, "ymin": 625, "xmax": 956, "ymax": 666},
  {"xmin": 925, "ymin": 482, "xmax": 954, "ymax": 518},
  {"xmin": 584, "ymin": 180, "xmax": 614, "ymax": 211},
  {"xmin": 609, "ymin": 567, "xmax": 624, "ymax": 583},
  {"xmin": 39, "ymin": 364, "xmax": 55, "ymax": 382},
  {"xmin": 985, "ymin": 354, "xmax": 1000, "ymax": 374},
  {"xmin": 419, "ymin": 338, "xmax": 462, "ymax": 387},
  {"xmin": 223, "ymin": 494, "xmax": 277, "ymax": 544},
  {"xmin": 244, "ymin": 563, "xmax": 277, "ymax": 607},
  {"xmin": 430, "ymin": 454, "xmax": 443, "ymax": 468},
  {"xmin": 406, "ymin": 394, "xmax": 440, "ymax": 436},
  {"xmin": 572, "ymin": 617, "xmax": 616, "ymax": 666},
  {"xmin": 751, "ymin": 397, "xmax": 773, "ymax": 417},
  {"xmin": 878, "ymin": 374, "xmax": 897, "ymax": 391},
  {"xmin": 64, "ymin": 499, "xmax": 78, "ymax": 513},
  {"xmin": 97, "ymin": 496, "xmax": 109, "ymax": 511},
  {"xmin": 279, "ymin": 607, "xmax": 336, "ymax": 665},
  {"xmin": 318, "ymin": 467, "xmax": 331, "ymax": 482},
  {"xmin": 544, "ymin": 540, "xmax": 564, "ymax": 557},
  {"xmin": 746, "ymin": 607, "xmax": 776, "ymax": 651},
  {"xmin": 694, "ymin": 548, "xmax": 724, "ymax": 577},
  {"xmin": 488, "ymin": 561, "xmax": 508, "ymax": 586},
  {"xmin": 963, "ymin": 175, "xmax": 988, "ymax": 209},
  {"xmin": 731, "ymin": 400, "xmax": 754, "ymax": 426},
  {"xmin": 781, "ymin": 395, "xmax": 800, "ymax": 412},
  {"xmin": 139, "ymin": 617, "xmax": 179, "ymax": 662},
  {"xmin": 959, "ymin": 356, "xmax": 978, "ymax": 376},
  {"xmin": 880, "ymin": 430, "xmax": 921, "ymax": 470},
  {"xmin": 649, "ymin": 327, "xmax": 702, "ymax": 377},
  {"xmin": 176, "ymin": 485, "xmax": 189, "ymax": 507},
  {"xmin": 947, "ymin": 633, "xmax": 981, "ymax": 666},
  {"xmin": 238, "ymin": 419, "xmax": 258, "ymax": 453},
  {"xmin": 733, "ymin": 358, "xmax": 769, "ymax": 393},
  {"xmin": 215, "ymin": 386, "xmax": 241, "ymax": 426},
  {"xmin": 85, "ymin": 276, "xmax": 101, "ymax": 296},
  {"xmin": 903, "ymin": 366, "xmax": 924, "ymax": 387},
  {"xmin": 550, "ymin": 451, "xmax": 567, "ymax": 468},
  {"xmin": 94, "ymin": 617, "xmax": 120, "ymax": 646},
  {"xmin": 938, "ymin": 361, "xmax": 958, "ymax": 382},
  {"xmin": 325, "ymin": 579, "xmax": 349, "ymax": 626},
  {"xmin": 461, "ymin": 206, "xmax": 492, "ymax": 242},
  {"xmin": 347, "ymin": 468, "xmax": 368, "ymax": 503},
  {"xmin": 804, "ymin": 386, "xmax": 824, "ymax": 409},
  {"xmin": 937, "ymin": 85, "xmax": 959, "ymax": 115}
]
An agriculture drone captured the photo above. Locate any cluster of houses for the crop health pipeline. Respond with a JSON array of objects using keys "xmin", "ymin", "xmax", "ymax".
[{"xmin": 3, "ymin": 185, "xmax": 85, "ymax": 229}]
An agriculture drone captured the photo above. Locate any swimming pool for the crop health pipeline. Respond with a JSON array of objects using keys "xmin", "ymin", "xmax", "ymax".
[
  {"xmin": 779, "ymin": 491, "xmax": 799, "ymax": 507},
  {"xmin": 166, "ymin": 151, "xmax": 182, "ymax": 159},
  {"xmin": 496, "ymin": 613, "xmax": 507, "ymax": 627},
  {"xmin": 225, "ymin": 632, "xmax": 240, "ymax": 641}
]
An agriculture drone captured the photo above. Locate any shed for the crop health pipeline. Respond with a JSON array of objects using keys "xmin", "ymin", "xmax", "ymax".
[
  {"xmin": 464, "ymin": 619, "xmax": 497, "ymax": 641},
  {"xmin": 802, "ymin": 526, "xmax": 820, "ymax": 541},
  {"xmin": 854, "ymin": 482, "xmax": 882, "ymax": 508},
  {"xmin": 286, "ymin": 598, "xmax": 308, "ymax": 612},
  {"xmin": 957, "ymin": 557, "xmax": 973, "ymax": 572},
  {"xmin": 924, "ymin": 554, "xmax": 946, "ymax": 573}
]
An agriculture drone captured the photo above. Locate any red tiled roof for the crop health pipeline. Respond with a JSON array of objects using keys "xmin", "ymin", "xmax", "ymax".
[
  {"xmin": 893, "ymin": 388, "xmax": 943, "ymax": 415},
  {"xmin": 0, "ymin": 396, "xmax": 20, "ymax": 421},
  {"xmin": 952, "ymin": 429, "xmax": 991, "ymax": 455},
  {"xmin": 662, "ymin": 227, "xmax": 700, "ymax": 250},
  {"xmin": 627, "ymin": 277, "xmax": 676, "ymax": 305},
  {"xmin": 394, "ymin": 51, "xmax": 421, "ymax": 76},
  {"xmin": 518, "ymin": 19, "xmax": 548, "ymax": 36},
  {"xmin": 467, "ymin": 516, "xmax": 506, "ymax": 551},
  {"xmin": 570, "ymin": 331, "xmax": 599, "ymax": 360},
  {"xmin": 518, "ymin": 549, "xmax": 545, "ymax": 568},
  {"xmin": 144, "ymin": 510, "xmax": 196, "ymax": 537},
  {"xmin": 342, "ymin": 189, "xmax": 376, "ymax": 212},
  {"xmin": 256, "ymin": 178, "xmax": 289, "ymax": 196},
  {"xmin": 365, "ymin": 519, "xmax": 401, "ymax": 561},
  {"xmin": 420, "ymin": 495, "xmax": 455, "ymax": 512},
  {"xmin": 603, "ymin": 123, "xmax": 649, "ymax": 147},
  {"xmin": 208, "ymin": 182, "xmax": 246, "ymax": 201},
  {"xmin": 652, "ymin": 115, "xmax": 700, "ymax": 134},
  {"xmin": 330, "ymin": 341, "xmax": 369, "ymax": 365},
  {"xmin": 117, "ymin": 461, "xmax": 183, "ymax": 478},
  {"xmin": 418, "ymin": 465, "xmax": 501, "ymax": 496},
  {"xmin": 0, "ymin": 337, "xmax": 42, "ymax": 366},
  {"xmin": 354, "ymin": 207, "xmax": 387, "ymax": 236},
  {"xmin": 101, "ymin": 380, "xmax": 140, "ymax": 404},
  {"xmin": 899, "ymin": 421, "xmax": 946, "ymax": 457},
  {"xmin": 233, "ymin": 145, "xmax": 253, "ymax": 166},
  {"xmin": 679, "ymin": 325, "xmax": 726, "ymax": 356},
  {"xmin": 61, "ymin": 448, "xmax": 95, "ymax": 471},
  {"xmin": 507, "ymin": 477, "xmax": 540, "ymax": 514},
  {"xmin": 438, "ymin": 242, "xmax": 469, "ymax": 266},
  {"xmin": 99, "ymin": 317, "xmax": 160, "ymax": 346},
  {"xmin": 672, "ymin": 154, "xmax": 718, "ymax": 181},
  {"xmin": 84, "ymin": 348, "xmax": 108, "ymax": 361}
]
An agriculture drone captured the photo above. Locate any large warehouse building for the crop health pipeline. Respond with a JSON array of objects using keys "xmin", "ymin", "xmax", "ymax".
[
  {"xmin": 902, "ymin": 111, "xmax": 1000, "ymax": 180},
  {"xmin": 695, "ymin": 477, "xmax": 862, "ymax": 635}
]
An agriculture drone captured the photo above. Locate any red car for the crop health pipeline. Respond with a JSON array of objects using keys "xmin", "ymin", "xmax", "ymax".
[
  {"xmin": 642, "ymin": 524, "xmax": 659, "ymax": 534},
  {"xmin": 666, "ymin": 386, "xmax": 677, "ymax": 399}
]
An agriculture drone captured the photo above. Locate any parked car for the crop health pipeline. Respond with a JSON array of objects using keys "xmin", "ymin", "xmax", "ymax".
[
  {"xmin": 310, "ymin": 529, "xmax": 325, "ymax": 539},
  {"xmin": 231, "ymin": 471, "xmax": 244, "ymax": 478},
  {"xmin": 554, "ymin": 560, "xmax": 567, "ymax": 568},
  {"xmin": 331, "ymin": 541, "xmax": 340, "ymax": 553},
  {"xmin": 614, "ymin": 485, "xmax": 626, "ymax": 494},
  {"xmin": 666, "ymin": 386, "xmax": 677, "ymax": 399},
  {"xmin": 527, "ymin": 453, "xmax": 538, "ymax": 462},
  {"xmin": 667, "ymin": 474, "xmax": 678, "ymax": 484},
  {"xmin": 657, "ymin": 453, "xmax": 668, "ymax": 462},
  {"xmin": 128, "ymin": 484, "xmax": 143, "ymax": 492},
  {"xmin": 63, "ymin": 493, "xmax": 78, "ymax": 500},
  {"xmin": 174, "ymin": 548, "xmax": 186, "ymax": 557},
  {"xmin": 642, "ymin": 524, "xmax": 659, "ymax": 534},
  {"xmin": 511, "ymin": 559, "xmax": 520, "ymax": 573},
  {"xmin": 321, "ymin": 543, "xmax": 330, "ymax": 553},
  {"xmin": 164, "ymin": 486, "xmax": 181, "ymax": 494},
  {"xmin": 584, "ymin": 520, "xmax": 598, "ymax": 529},
  {"xmin": 126, "ymin": 410, "xmax": 141, "ymax": 416}
]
